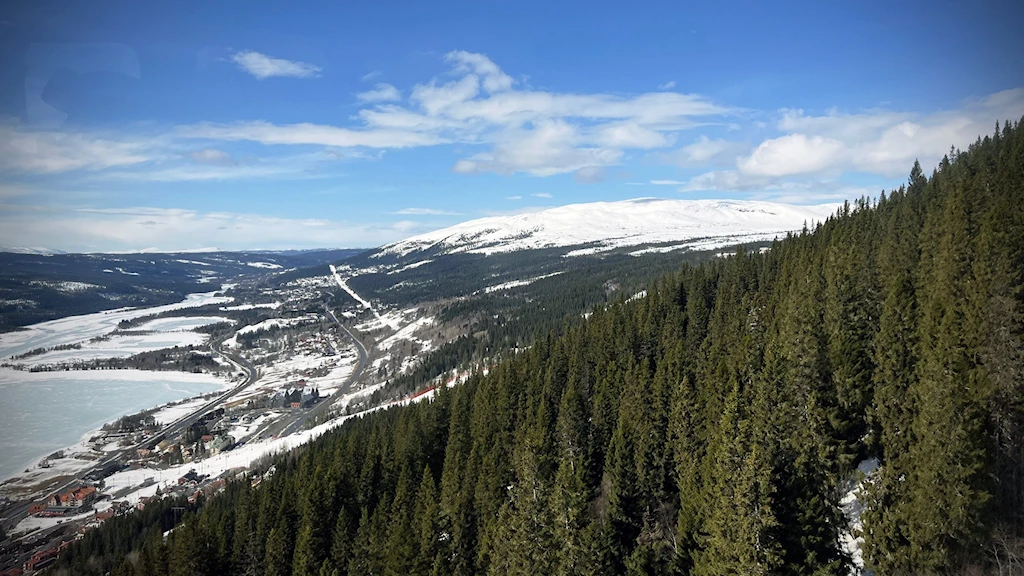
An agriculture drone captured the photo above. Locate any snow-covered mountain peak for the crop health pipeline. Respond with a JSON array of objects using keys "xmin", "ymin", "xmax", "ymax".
[{"xmin": 376, "ymin": 198, "xmax": 840, "ymax": 258}]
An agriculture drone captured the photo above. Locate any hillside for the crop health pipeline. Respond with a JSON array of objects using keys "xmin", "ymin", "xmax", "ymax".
[
  {"xmin": 53, "ymin": 118, "xmax": 1024, "ymax": 576},
  {"xmin": 375, "ymin": 198, "xmax": 838, "ymax": 258}
]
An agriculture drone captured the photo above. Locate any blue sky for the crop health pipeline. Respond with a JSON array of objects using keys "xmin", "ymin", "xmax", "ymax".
[{"xmin": 1, "ymin": 0, "xmax": 1022, "ymax": 251}]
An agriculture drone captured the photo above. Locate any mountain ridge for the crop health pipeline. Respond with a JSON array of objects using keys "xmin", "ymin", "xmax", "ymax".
[{"xmin": 375, "ymin": 197, "xmax": 841, "ymax": 259}]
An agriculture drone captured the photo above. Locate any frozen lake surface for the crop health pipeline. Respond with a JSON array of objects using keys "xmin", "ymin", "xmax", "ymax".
[
  {"xmin": 0, "ymin": 290, "xmax": 234, "ymax": 481},
  {"xmin": 0, "ymin": 368, "xmax": 226, "ymax": 481}
]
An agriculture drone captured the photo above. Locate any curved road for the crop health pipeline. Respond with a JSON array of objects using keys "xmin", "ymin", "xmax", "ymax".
[{"xmin": 273, "ymin": 306, "xmax": 368, "ymax": 437}]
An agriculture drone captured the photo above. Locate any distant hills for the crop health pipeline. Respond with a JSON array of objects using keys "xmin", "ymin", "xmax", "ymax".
[{"xmin": 375, "ymin": 198, "xmax": 839, "ymax": 259}]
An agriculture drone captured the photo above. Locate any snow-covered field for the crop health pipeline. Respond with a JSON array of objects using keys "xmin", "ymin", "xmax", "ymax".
[
  {"xmin": 235, "ymin": 316, "xmax": 318, "ymax": 337},
  {"xmin": 0, "ymin": 289, "xmax": 232, "ymax": 359},
  {"xmin": 24, "ymin": 332, "xmax": 210, "ymax": 365},
  {"xmin": 134, "ymin": 316, "xmax": 232, "ymax": 332},
  {"xmin": 152, "ymin": 396, "xmax": 214, "ymax": 425}
]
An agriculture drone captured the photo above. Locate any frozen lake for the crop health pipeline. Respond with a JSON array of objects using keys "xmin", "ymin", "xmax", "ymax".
[
  {"xmin": 0, "ymin": 289, "xmax": 234, "ymax": 481},
  {"xmin": 0, "ymin": 368, "xmax": 226, "ymax": 481}
]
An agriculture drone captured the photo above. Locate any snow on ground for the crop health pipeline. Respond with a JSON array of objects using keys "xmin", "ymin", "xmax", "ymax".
[
  {"xmin": 483, "ymin": 271, "xmax": 564, "ymax": 293},
  {"xmin": 246, "ymin": 262, "xmax": 283, "ymax": 269},
  {"xmin": 220, "ymin": 302, "xmax": 281, "ymax": 311},
  {"xmin": 840, "ymin": 458, "xmax": 880, "ymax": 573},
  {"xmin": 376, "ymin": 198, "xmax": 839, "ymax": 258},
  {"xmin": 134, "ymin": 316, "xmax": 232, "ymax": 332},
  {"xmin": 225, "ymin": 411, "xmax": 278, "ymax": 442},
  {"xmin": 152, "ymin": 396, "xmax": 213, "ymax": 425},
  {"xmin": 0, "ymin": 289, "xmax": 234, "ymax": 359},
  {"xmin": 230, "ymin": 338, "xmax": 358, "ymax": 404},
  {"xmin": 330, "ymin": 265, "xmax": 381, "ymax": 319},
  {"xmin": 378, "ymin": 316, "xmax": 434, "ymax": 351},
  {"xmin": 15, "ymin": 509, "xmax": 94, "ymax": 533},
  {"xmin": 102, "ymin": 403, "xmax": 377, "ymax": 505},
  {"xmin": 28, "ymin": 280, "xmax": 101, "ymax": 293},
  {"xmin": 357, "ymin": 308, "xmax": 417, "ymax": 332},
  {"xmin": 25, "ymin": 332, "xmax": 210, "ymax": 365},
  {"xmin": 386, "ymin": 259, "xmax": 434, "ymax": 275},
  {"xmin": 236, "ymin": 316, "xmax": 318, "ymax": 336},
  {"xmin": 626, "ymin": 290, "xmax": 648, "ymax": 303}
]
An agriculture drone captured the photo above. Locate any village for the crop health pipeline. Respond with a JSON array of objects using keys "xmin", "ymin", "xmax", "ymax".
[
  {"xmin": 0, "ymin": 269, "xmax": 452, "ymax": 575},
  {"xmin": 0, "ymin": 324, "xmax": 354, "ymax": 575}
]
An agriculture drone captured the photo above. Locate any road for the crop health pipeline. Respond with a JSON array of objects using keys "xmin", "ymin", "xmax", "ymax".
[{"xmin": 269, "ymin": 306, "xmax": 368, "ymax": 437}]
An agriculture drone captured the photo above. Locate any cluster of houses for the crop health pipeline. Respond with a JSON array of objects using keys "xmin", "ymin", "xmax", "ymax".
[
  {"xmin": 12, "ymin": 498, "xmax": 134, "ymax": 574},
  {"xmin": 275, "ymin": 384, "xmax": 321, "ymax": 409},
  {"xmin": 26, "ymin": 486, "xmax": 97, "ymax": 518}
]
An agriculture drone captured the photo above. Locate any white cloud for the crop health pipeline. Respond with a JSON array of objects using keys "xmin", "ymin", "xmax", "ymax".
[
  {"xmin": 389, "ymin": 207, "xmax": 462, "ymax": 215},
  {"xmin": 574, "ymin": 166, "xmax": 605, "ymax": 184},
  {"xmin": 230, "ymin": 50, "xmax": 321, "ymax": 80},
  {"xmin": 651, "ymin": 179, "xmax": 686, "ymax": 185},
  {"xmin": 446, "ymin": 50, "xmax": 514, "ymax": 93},
  {"xmin": 658, "ymin": 81, "xmax": 676, "ymax": 90},
  {"xmin": 677, "ymin": 87, "xmax": 1024, "ymax": 197},
  {"xmin": 357, "ymin": 83, "xmax": 401, "ymax": 103},
  {"xmin": 362, "ymin": 70, "xmax": 382, "ymax": 81},
  {"xmin": 593, "ymin": 121, "xmax": 671, "ymax": 149},
  {"xmin": 738, "ymin": 134, "xmax": 847, "ymax": 177},
  {"xmin": 0, "ymin": 123, "xmax": 151, "ymax": 174},
  {"xmin": 188, "ymin": 51, "xmax": 731, "ymax": 177},
  {"xmin": 178, "ymin": 120, "xmax": 446, "ymax": 148},
  {"xmin": 450, "ymin": 120, "xmax": 622, "ymax": 176},
  {"xmin": 736, "ymin": 88, "xmax": 1024, "ymax": 179},
  {"xmin": 532, "ymin": 192, "xmax": 553, "ymax": 198},
  {"xmin": 0, "ymin": 205, "xmax": 423, "ymax": 252},
  {"xmin": 506, "ymin": 195, "xmax": 523, "ymax": 200},
  {"xmin": 664, "ymin": 135, "xmax": 745, "ymax": 167},
  {"xmin": 187, "ymin": 148, "xmax": 234, "ymax": 165}
]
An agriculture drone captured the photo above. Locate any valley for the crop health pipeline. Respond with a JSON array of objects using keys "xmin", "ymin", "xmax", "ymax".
[{"xmin": 0, "ymin": 198, "xmax": 834, "ymax": 573}]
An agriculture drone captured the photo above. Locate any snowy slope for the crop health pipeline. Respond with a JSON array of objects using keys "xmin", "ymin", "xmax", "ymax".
[{"xmin": 375, "ymin": 198, "xmax": 840, "ymax": 258}]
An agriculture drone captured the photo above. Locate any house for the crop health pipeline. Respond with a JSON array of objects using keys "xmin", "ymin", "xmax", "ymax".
[
  {"xmin": 23, "ymin": 547, "xmax": 59, "ymax": 572},
  {"xmin": 136, "ymin": 448, "xmax": 152, "ymax": 459},
  {"xmin": 47, "ymin": 486, "xmax": 96, "ymax": 510},
  {"xmin": 290, "ymin": 401, "xmax": 301, "ymax": 409},
  {"xmin": 28, "ymin": 502, "xmax": 46, "ymax": 515},
  {"xmin": 178, "ymin": 469, "xmax": 205, "ymax": 485},
  {"xmin": 210, "ymin": 435, "xmax": 235, "ymax": 454}
]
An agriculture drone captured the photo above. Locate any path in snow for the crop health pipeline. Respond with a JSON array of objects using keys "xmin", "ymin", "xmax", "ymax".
[{"xmin": 330, "ymin": 265, "xmax": 381, "ymax": 320}]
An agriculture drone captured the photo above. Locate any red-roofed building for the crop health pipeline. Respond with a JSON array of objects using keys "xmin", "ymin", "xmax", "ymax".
[
  {"xmin": 46, "ymin": 486, "xmax": 97, "ymax": 510},
  {"xmin": 24, "ymin": 547, "xmax": 59, "ymax": 572}
]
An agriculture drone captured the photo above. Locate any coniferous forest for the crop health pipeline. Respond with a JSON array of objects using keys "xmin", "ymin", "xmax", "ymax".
[{"xmin": 57, "ymin": 119, "xmax": 1024, "ymax": 575}]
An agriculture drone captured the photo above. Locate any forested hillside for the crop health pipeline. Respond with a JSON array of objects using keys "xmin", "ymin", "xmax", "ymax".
[{"xmin": 57, "ymin": 119, "xmax": 1024, "ymax": 575}]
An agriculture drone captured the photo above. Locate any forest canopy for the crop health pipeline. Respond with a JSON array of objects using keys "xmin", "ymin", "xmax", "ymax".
[{"xmin": 56, "ymin": 118, "xmax": 1024, "ymax": 575}]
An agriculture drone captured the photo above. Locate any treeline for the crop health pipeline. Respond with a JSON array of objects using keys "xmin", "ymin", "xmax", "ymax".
[
  {"xmin": 61, "ymin": 119, "xmax": 1024, "ymax": 575},
  {"xmin": 22, "ymin": 346, "xmax": 227, "ymax": 373}
]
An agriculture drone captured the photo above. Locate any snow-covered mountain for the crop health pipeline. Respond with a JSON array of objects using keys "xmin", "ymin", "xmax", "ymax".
[
  {"xmin": 0, "ymin": 245, "xmax": 67, "ymax": 255},
  {"xmin": 376, "ymin": 198, "xmax": 840, "ymax": 258}
]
